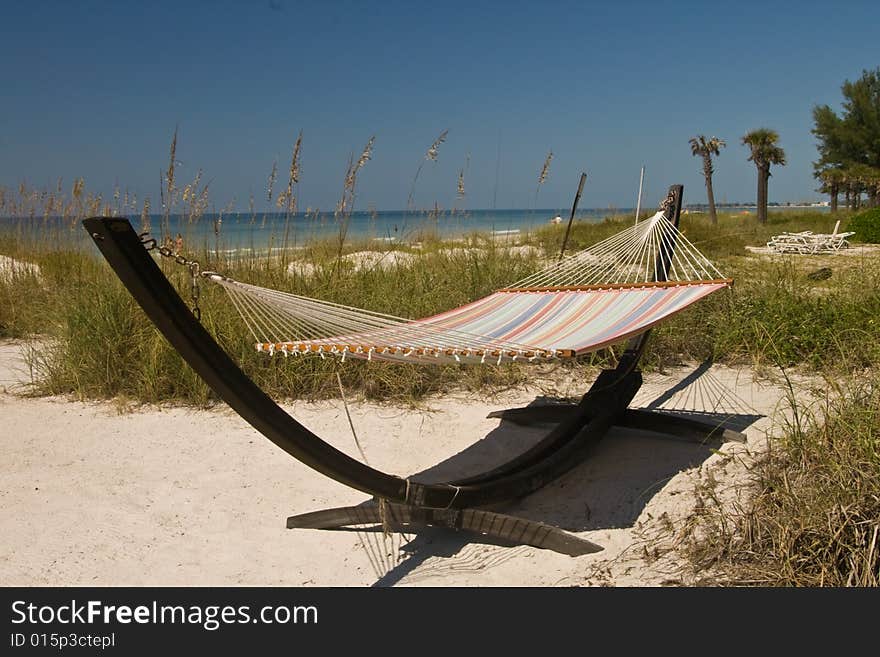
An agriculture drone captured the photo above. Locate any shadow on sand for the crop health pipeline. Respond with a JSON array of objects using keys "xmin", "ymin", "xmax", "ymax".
[{"xmin": 334, "ymin": 366, "xmax": 765, "ymax": 586}]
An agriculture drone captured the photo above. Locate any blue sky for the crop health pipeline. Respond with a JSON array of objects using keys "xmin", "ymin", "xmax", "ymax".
[{"xmin": 1, "ymin": 0, "xmax": 878, "ymax": 211}]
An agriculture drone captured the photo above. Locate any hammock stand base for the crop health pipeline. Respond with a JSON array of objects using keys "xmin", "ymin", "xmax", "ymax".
[
  {"xmin": 82, "ymin": 185, "xmax": 727, "ymax": 559},
  {"xmin": 285, "ymin": 367, "xmax": 745, "ymax": 557},
  {"xmin": 287, "ymin": 502, "xmax": 605, "ymax": 556}
]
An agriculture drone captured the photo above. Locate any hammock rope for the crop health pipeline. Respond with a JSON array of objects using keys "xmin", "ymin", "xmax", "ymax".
[
  {"xmin": 203, "ymin": 210, "xmax": 731, "ymax": 365},
  {"xmin": 506, "ymin": 212, "xmax": 724, "ymax": 289}
]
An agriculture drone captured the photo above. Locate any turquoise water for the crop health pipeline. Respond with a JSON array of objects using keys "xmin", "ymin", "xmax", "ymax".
[
  {"xmin": 1, "ymin": 208, "xmax": 616, "ymax": 253},
  {"xmin": 1, "ymin": 205, "xmax": 828, "ymax": 253},
  {"xmin": 172, "ymin": 207, "xmax": 607, "ymax": 248}
]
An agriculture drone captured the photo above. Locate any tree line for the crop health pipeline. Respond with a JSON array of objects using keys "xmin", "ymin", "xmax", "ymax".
[
  {"xmin": 687, "ymin": 67, "xmax": 880, "ymax": 224},
  {"xmin": 812, "ymin": 67, "xmax": 880, "ymax": 212}
]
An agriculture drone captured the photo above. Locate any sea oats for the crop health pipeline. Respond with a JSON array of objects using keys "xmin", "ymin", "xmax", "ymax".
[
  {"xmin": 185, "ymin": 171, "xmax": 205, "ymax": 221},
  {"xmin": 356, "ymin": 135, "xmax": 374, "ymax": 171},
  {"xmin": 426, "ymin": 129, "xmax": 448, "ymax": 161},
  {"xmin": 290, "ymin": 132, "xmax": 302, "ymax": 184},
  {"xmin": 197, "ymin": 183, "xmax": 210, "ymax": 216},
  {"xmin": 88, "ymin": 193, "xmax": 102, "ymax": 216},
  {"xmin": 336, "ymin": 135, "xmax": 375, "ymax": 218},
  {"xmin": 534, "ymin": 150, "xmax": 553, "ymax": 211},
  {"xmin": 335, "ymin": 156, "xmax": 354, "ymax": 217},
  {"xmin": 538, "ymin": 151, "xmax": 553, "ymax": 185},
  {"xmin": 282, "ymin": 131, "xmax": 303, "ymax": 213},
  {"xmin": 44, "ymin": 193, "xmax": 55, "ymax": 221},
  {"xmin": 407, "ymin": 130, "xmax": 448, "ymax": 211},
  {"xmin": 456, "ymin": 153, "xmax": 470, "ymax": 206},
  {"xmin": 166, "ymin": 126, "xmax": 178, "ymax": 199},
  {"xmin": 191, "ymin": 169, "xmax": 202, "ymax": 197},
  {"xmin": 159, "ymin": 170, "xmax": 165, "ymax": 213},
  {"xmin": 141, "ymin": 198, "xmax": 150, "ymax": 233},
  {"xmin": 267, "ymin": 160, "xmax": 278, "ymax": 203}
]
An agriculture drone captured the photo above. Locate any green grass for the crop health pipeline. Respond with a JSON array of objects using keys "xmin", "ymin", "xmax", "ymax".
[{"xmin": 650, "ymin": 254, "xmax": 880, "ymax": 370}]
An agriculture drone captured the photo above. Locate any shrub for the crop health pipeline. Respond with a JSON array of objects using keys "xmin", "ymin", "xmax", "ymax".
[{"xmin": 848, "ymin": 207, "xmax": 880, "ymax": 243}]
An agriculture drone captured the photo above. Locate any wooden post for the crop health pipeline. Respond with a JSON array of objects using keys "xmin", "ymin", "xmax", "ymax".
[
  {"xmin": 559, "ymin": 172, "xmax": 587, "ymax": 261},
  {"xmin": 654, "ymin": 184, "xmax": 683, "ymax": 284}
]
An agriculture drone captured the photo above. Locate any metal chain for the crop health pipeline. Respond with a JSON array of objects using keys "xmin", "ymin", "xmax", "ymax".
[{"xmin": 139, "ymin": 232, "xmax": 203, "ymax": 321}]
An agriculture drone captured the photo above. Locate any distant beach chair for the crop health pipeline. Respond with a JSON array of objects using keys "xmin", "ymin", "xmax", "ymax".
[
  {"xmin": 83, "ymin": 184, "xmax": 739, "ymax": 556},
  {"xmin": 767, "ymin": 220, "xmax": 855, "ymax": 254}
]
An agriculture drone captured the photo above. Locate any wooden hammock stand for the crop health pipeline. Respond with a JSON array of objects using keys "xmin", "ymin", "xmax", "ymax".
[{"xmin": 83, "ymin": 184, "xmax": 743, "ymax": 557}]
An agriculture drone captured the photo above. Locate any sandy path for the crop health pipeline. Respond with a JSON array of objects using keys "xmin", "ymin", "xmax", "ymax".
[{"xmin": 0, "ymin": 340, "xmax": 797, "ymax": 586}]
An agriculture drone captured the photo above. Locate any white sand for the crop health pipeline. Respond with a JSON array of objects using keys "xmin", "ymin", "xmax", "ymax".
[
  {"xmin": 0, "ymin": 340, "xmax": 803, "ymax": 586},
  {"xmin": 285, "ymin": 244, "xmax": 543, "ymax": 279},
  {"xmin": 435, "ymin": 245, "xmax": 542, "ymax": 260},
  {"xmin": 0, "ymin": 255, "xmax": 41, "ymax": 283},
  {"xmin": 342, "ymin": 250, "xmax": 418, "ymax": 270}
]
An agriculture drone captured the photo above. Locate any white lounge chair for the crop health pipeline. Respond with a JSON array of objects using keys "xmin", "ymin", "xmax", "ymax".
[{"xmin": 767, "ymin": 220, "xmax": 855, "ymax": 254}]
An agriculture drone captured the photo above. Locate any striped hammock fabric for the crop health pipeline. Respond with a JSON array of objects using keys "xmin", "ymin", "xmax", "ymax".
[
  {"xmin": 251, "ymin": 281, "xmax": 729, "ymax": 364},
  {"xmin": 208, "ymin": 209, "xmax": 732, "ymax": 366}
]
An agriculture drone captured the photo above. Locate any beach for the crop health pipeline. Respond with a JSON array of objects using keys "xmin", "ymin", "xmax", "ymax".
[{"xmin": 0, "ymin": 339, "xmax": 802, "ymax": 586}]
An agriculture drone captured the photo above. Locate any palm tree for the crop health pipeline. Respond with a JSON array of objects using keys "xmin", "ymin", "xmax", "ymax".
[
  {"xmin": 742, "ymin": 129, "xmax": 786, "ymax": 223},
  {"xmin": 688, "ymin": 135, "xmax": 726, "ymax": 224}
]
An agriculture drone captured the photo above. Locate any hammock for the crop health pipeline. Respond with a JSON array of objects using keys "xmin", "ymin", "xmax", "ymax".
[
  {"xmin": 82, "ymin": 183, "xmax": 746, "ymax": 557},
  {"xmin": 206, "ymin": 208, "xmax": 731, "ymax": 365}
]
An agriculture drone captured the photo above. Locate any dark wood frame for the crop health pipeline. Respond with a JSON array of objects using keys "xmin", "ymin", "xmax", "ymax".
[{"xmin": 82, "ymin": 184, "xmax": 741, "ymax": 556}]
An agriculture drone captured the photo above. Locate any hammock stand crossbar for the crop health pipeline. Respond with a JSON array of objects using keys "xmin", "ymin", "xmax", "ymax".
[{"xmin": 83, "ymin": 184, "xmax": 739, "ymax": 557}]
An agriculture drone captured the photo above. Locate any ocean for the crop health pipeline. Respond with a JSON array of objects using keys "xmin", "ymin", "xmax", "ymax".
[
  {"xmin": 1, "ymin": 207, "xmax": 615, "ymax": 253},
  {"xmin": 1, "ymin": 205, "xmax": 828, "ymax": 254},
  {"xmin": 186, "ymin": 207, "xmax": 609, "ymax": 247}
]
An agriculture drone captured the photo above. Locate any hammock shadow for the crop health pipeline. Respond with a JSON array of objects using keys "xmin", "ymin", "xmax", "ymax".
[
  {"xmin": 363, "ymin": 399, "xmax": 763, "ymax": 586},
  {"xmin": 496, "ymin": 409, "xmax": 762, "ymax": 531},
  {"xmin": 645, "ymin": 408, "xmax": 765, "ymax": 434}
]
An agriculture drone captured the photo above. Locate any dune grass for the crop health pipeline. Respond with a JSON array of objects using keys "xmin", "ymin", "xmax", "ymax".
[
  {"xmin": 683, "ymin": 373, "xmax": 880, "ymax": 586},
  {"xmin": 1, "ymin": 207, "xmax": 875, "ymax": 404}
]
